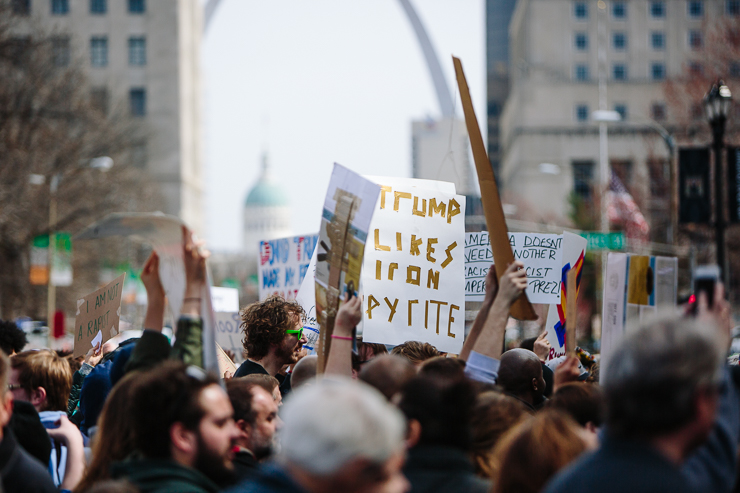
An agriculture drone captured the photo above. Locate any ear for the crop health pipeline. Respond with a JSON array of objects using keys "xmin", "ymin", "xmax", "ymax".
[
  {"xmin": 406, "ymin": 419, "xmax": 422, "ymax": 448},
  {"xmin": 169, "ymin": 422, "xmax": 197, "ymax": 456},
  {"xmin": 30, "ymin": 387, "xmax": 46, "ymax": 409}
]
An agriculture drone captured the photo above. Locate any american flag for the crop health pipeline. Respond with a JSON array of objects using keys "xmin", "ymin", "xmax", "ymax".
[{"xmin": 606, "ymin": 172, "xmax": 649, "ymax": 242}]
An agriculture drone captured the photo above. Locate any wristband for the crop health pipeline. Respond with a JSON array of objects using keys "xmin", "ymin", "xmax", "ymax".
[{"xmin": 331, "ymin": 334, "xmax": 353, "ymax": 341}]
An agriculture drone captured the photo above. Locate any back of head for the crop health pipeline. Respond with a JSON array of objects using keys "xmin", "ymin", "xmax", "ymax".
[
  {"xmin": 390, "ymin": 341, "xmax": 440, "ymax": 366},
  {"xmin": 0, "ymin": 320, "xmax": 27, "ymax": 356},
  {"xmin": 397, "ymin": 374, "xmax": 477, "ymax": 451},
  {"xmin": 497, "ymin": 348, "xmax": 541, "ymax": 396},
  {"xmin": 241, "ymin": 296, "xmax": 305, "ymax": 360},
  {"xmin": 548, "ymin": 382, "xmax": 604, "ymax": 427},
  {"xmin": 470, "ymin": 391, "xmax": 530, "ymax": 479},
  {"xmin": 604, "ymin": 316, "xmax": 725, "ymax": 439},
  {"xmin": 278, "ymin": 377, "xmax": 405, "ymax": 476},
  {"xmin": 359, "ymin": 354, "xmax": 416, "ymax": 400},
  {"xmin": 130, "ymin": 361, "xmax": 219, "ymax": 458},
  {"xmin": 419, "ymin": 356, "xmax": 466, "ymax": 382},
  {"xmin": 11, "ymin": 349, "xmax": 72, "ymax": 411},
  {"xmin": 291, "ymin": 355, "xmax": 318, "ymax": 389},
  {"xmin": 492, "ymin": 409, "xmax": 587, "ymax": 493}
]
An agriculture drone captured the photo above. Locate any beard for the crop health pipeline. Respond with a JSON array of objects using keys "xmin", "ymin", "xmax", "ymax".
[{"xmin": 194, "ymin": 433, "xmax": 235, "ymax": 487}]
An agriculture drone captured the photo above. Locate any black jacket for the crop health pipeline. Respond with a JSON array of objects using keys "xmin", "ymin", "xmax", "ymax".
[
  {"xmin": 0, "ymin": 427, "xmax": 56, "ymax": 493},
  {"xmin": 403, "ymin": 445, "xmax": 490, "ymax": 493}
]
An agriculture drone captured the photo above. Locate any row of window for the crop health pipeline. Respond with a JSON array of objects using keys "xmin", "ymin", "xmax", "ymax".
[
  {"xmin": 574, "ymin": 103, "xmax": 665, "ymax": 122},
  {"xmin": 51, "ymin": 36, "xmax": 146, "ymax": 67},
  {"xmin": 574, "ymin": 30, "xmax": 704, "ymax": 51},
  {"xmin": 573, "ymin": 1, "xmax": 739, "ymax": 19},
  {"xmin": 90, "ymin": 86, "xmax": 147, "ymax": 117},
  {"xmin": 12, "ymin": 0, "xmax": 145, "ymax": 15}
]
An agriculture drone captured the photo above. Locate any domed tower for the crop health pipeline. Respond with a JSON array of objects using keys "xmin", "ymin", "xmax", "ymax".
[{"xmin": 243, "ymin": 153, "xmax": 291, "ymax": 257}]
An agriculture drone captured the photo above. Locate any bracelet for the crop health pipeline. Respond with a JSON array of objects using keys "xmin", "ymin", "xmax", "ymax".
[
  {"xmin": 184, "ymin": 297, "xmax": 201, "ymax": 302},
  {"xmin": 331, "ymin": 334, "xmax": 353, "ymax": 341}
]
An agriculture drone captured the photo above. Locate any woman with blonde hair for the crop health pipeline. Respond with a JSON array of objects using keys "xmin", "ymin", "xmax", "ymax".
[{"xmin": 491, "ymin": 409, "xmax": 594, "ymax": 493}]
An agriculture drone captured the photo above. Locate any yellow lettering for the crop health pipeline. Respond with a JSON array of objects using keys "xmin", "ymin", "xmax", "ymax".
[
  {"xmin": 406, "ymin": 265, "xmax": 421, "ymax": 286},
  {"xmin": 374, "ymin": 229, "xmax": 390, "ymax": 251},
  {"xmin": 441, "ymin": 241, "xmax": 457, "ymax": 268},
  {"xmin": 393, "ymin": 191, "xmax": 412, "ymax": 211}
]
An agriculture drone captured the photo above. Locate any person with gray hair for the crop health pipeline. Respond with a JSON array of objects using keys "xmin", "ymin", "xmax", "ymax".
[
  {"xmin": 227, "ymin": 377, "xmax": 409, "ymax": 493},
  {"xmin": 545, "ymin": 314, "xmax": 730, "ymax": 493}
]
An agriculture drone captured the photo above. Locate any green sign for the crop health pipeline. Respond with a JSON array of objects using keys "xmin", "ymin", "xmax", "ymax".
[{"xmin": 580, "ymin": 231, "xmax": 625, "ymax": 251}]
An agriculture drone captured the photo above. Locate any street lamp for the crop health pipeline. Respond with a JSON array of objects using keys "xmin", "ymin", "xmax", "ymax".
[{"xmin": 703, "ymin": 80, "xmax": 732, "ymax": 288}]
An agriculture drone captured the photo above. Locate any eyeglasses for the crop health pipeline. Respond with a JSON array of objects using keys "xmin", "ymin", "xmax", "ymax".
[{"xmin": 286, "ymin": 327, "xmax": 304, "ymax": 339}]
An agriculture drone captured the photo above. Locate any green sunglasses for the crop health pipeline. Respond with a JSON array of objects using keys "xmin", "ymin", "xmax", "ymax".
[{"xmin": 286, "ymin": 327, "xmax": 304, "ymax": 339}]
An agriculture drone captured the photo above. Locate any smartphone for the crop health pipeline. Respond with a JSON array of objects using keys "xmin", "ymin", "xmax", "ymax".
[{"xmin": 693, "ymin": 264, "xmax": 720, "ymax": 309}]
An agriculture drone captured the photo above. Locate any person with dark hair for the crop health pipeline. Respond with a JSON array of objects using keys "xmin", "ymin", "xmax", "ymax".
[
  {"xmin": 497, "ymin": 348, "xmax": 547, "ymax": 411},
  {"xmin": 225, "ymin": 378, "xmax": 280, "ymax": 482},
  {"xmin": 390, "ymin": 341, "xmax": 440, "ymax": 366},
  {"xmin": 234, "ymin": 296, "xmax": 307, "ymax": 396},
  {"xmin": 111, "ymin": 361, "xmax": 240, "ymax": 493},
  {"xmin": 398, "ymin": 375, "xmax": 490, "ymax": 493},
  {"xmin": 0, "ymin": 320, "xmax": 27, "ymax": 356},
  {"xmin": 359, "ymin": 354, "xmax": 416, "ymax": 401}
]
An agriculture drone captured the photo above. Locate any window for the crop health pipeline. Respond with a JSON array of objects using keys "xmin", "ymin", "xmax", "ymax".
[
  {"xmin": 130, "ymin": 88, "xmax": 146, "ymax": 116},
  {"xmin": 128, "ymin": 37, "xmax": 146, "ymax": 66},
  {"xmin": 613, "ymin": 1, "xmax": 626, "ymax": 18},
  {"xmin": 128, "ymin": 0, "xmax": 145, "ymax": 13},
  {"xmin": 90, "ymin": 37, "xmax": 108, "ymax": 67},
  {"xmin": 574, "ymin": 1, "xmax": 588, "ymax": 19},
  {"xmin": 572, "ymin": 161, "xmax": 594, "ymax": 200},
  {"xmin": 651, "ymin": 31, "xmax": 665, "ymax": 50},
  {"xmin": 575, "ymin": 64, "xmax": 590, "ymax": 81},
  {"xmin": 12, "ymin": 0, "xmax": 30, "ymax": 15},
  {"xmin": 651, "ymin": 1, "xmax": 665, "ymax": 17},
  {"xmin": 576, "ymin": 104, "xmax": 589, "ymax": 122},
  {"xmin": 651, "ymin": 62, "xmax": 666, "ymax": 80},
  {"xmin": 688, "ymin": 1, "xmax": 703, "ymax": 17},
  {"xmin": 689, "ymin": 30, "xmax": 703, "ymax": 49},
  {"xmin": 51, "ymin": 36, "xmax": 70, "ymax": 67},
  {"xmin": 51, "ymin": 0, "xmax": 68, "ymax": 14},
  {"xmin": 90, "ymin": 0, "xmax": 106, "ymax": 14},
  {"xmin": 730, "ymin": 61, "xmax": 740, "ymax": 77},
  {"xmin": 575, "ymin": 32, "xmax": 588, "ymax": 50},
  {"xmin": 615, "ymin": 104, "xmax": 628, "ymax": 120},
  {"xmin": 613, "ymin": 32, "xmax": 627, "ymax": 50},
  {"xmin": 90, "ymin": 87, "xmax": 109, "ymax": 114},
  {"xmin": 651, "ymin": 102, "xmax": 667, "ymax": 121},
  {"xmin": 613, "ymin": 64, "xmax": 627, "ymax": 81},
  {"xmin": 729, "ymin": 1, "xmax": 740, "ymax": 15}
]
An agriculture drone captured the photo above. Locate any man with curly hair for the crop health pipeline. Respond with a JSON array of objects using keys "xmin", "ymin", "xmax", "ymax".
[{"xmin": 233, "ymin": 296, "xmax": 307, "ymax": 396}]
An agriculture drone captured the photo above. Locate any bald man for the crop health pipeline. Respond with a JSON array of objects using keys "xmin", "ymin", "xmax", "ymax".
[{"xmin": 496, "ymin": 348, "xmax": 547, "ymax": 411}]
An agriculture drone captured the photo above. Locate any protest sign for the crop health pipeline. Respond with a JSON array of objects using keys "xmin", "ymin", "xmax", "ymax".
[
  {"xmin": 315, "ymin": 164, "xmax": 380, "ymax": 372},
  {"xmin": 464, "ymin": 232, "xmax": 564, "ymax": 304},
  {"xmin": 295, "ymin": 248, "xmax": 320, "ymax": 354},
  {"xmin": 74, "ymin": 273, "xmax": 125, "ymax": 357},
  {"xmin": 543, "ymin": 232, "xmax": 588, "ymax": 360},
  {"xmin": 453, "ymin": 55, "xmax": 536, "ymax": 320},
  {"xmin": 259, "ymin": 234, "xmax": 318, "ymax": 301},
  {"xmin": 361, "ymin": 178, "xmax": 466, "ymax": 353},
  {"xmin": 214, "ymin": 311, "xmax": 244, "ymax": 364},
  {"xmin": 75, "ymin": 213, "xmax": 219, "ymax": 374}
]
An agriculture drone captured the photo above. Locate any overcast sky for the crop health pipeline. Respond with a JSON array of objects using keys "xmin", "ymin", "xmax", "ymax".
[{"xmin": 202, "ymin": 0, "xmax": 485, "ymax": 251}]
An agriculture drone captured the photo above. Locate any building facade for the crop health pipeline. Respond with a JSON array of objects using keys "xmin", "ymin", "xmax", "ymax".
[
  {"xmin": 15, "ymin": 0, "xmax": 205, "ymax": 233},
  {"xmin": 497, "ymin": 0, "xmax": 732, "ymax": 241}
]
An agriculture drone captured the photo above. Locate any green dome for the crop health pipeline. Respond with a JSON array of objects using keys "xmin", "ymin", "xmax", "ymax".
[{"xmin": 245, "ymin": 180, "xmax": 289, "ymax": 207}]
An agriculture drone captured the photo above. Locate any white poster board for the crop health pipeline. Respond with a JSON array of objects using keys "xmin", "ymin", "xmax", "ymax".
[
  {"xmin": 361, "ymin": 178, "xmax": 466, "ymax": 353},
  {"xmin": 258, "ymin": 234, "xmax": 318, "ymax": 301}
]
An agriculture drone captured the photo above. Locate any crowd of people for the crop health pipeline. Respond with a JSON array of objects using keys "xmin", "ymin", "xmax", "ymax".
[{"xmin": 0, "ymin": 230, "xmax": 737, "ymax": 493}]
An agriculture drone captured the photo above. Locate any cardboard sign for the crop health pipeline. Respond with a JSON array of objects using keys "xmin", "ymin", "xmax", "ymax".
[
  {"xmin": 464, "ymin": 232, "xmax": 564, "ymax": 304},
  {"xmin": 362, "ymin": 178, "xmax": 466, "ymax": 353},
  {"xmin": 74, "ymin": 273, "xmax": 125, "ymax": 357},
  {"xmin": 543, "ymin": 232, "xmax": 588, "ymax": 360},
  {"xmin": 214, "ymin": 311, "xmax": 244, "ymax": 364},
  {"xmin": 259, "ymin": 234, "xmax": 318, "ymax": 301},
  {"xmin": 453, "ymin": 55, "xmax": 536, "ymax": 320},
  {"xmin": 314, "ymin": 164, "xmax": 380, "ymax": 372}
]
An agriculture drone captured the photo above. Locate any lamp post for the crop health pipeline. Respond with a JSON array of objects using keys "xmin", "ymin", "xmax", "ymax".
[{"xmin": 703, "ymin": 80, "xmax": 732, "ymax": 288}]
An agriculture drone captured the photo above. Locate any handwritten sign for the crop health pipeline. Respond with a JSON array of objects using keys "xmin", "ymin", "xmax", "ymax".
[
  {"xmin": 464, "ymin": 232, "xmax": 563, "ymax": 304},
  {"xmin": 214, "ymin": 311, "xmax": 244, "ymax": 364},
  {"xmin": 259, "ymin": 234, "xmax": 318, "ymax": 301},
  {"xmin": 361, "ymin": 179, "xmax": 466, "ymax": 353},
  {"xmin": 74, "ymin": 273, "xmax": 125, "ymax": 357}
]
